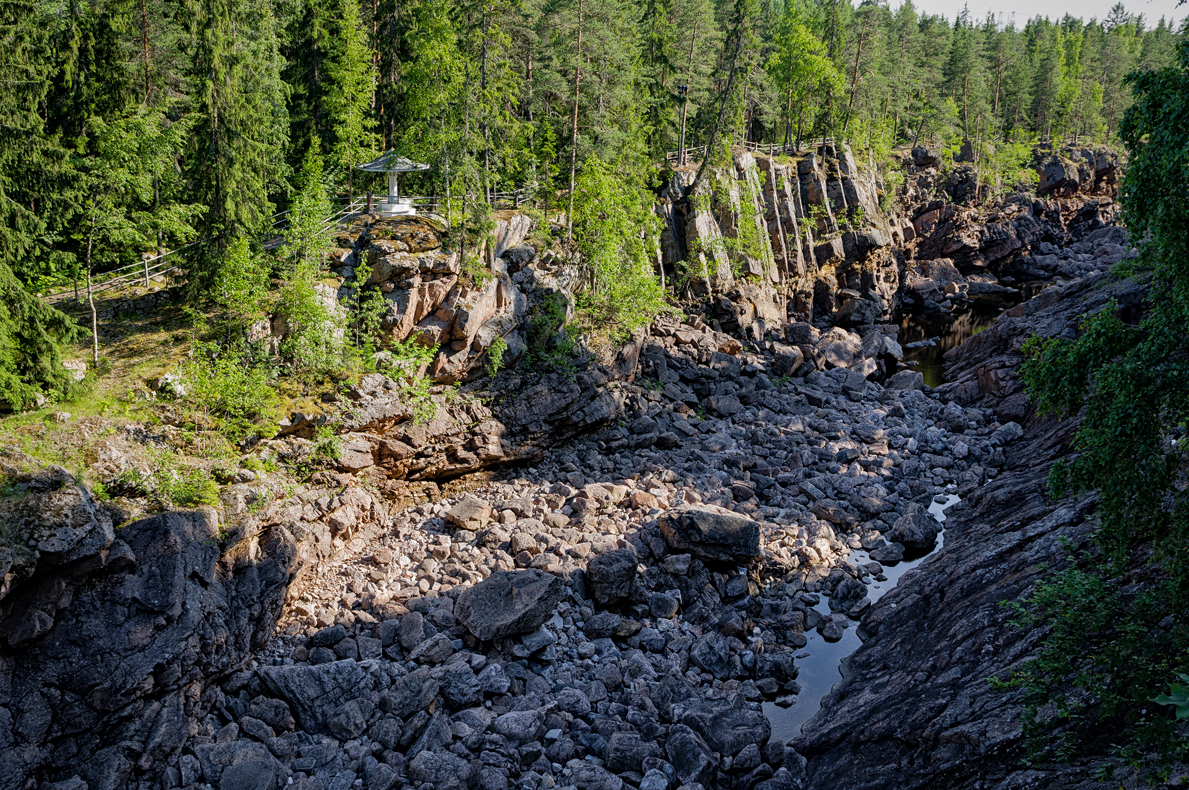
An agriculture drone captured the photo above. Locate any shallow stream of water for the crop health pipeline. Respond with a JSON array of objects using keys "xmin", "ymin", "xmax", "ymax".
[{"xmin": 763, "ymin": 494, "xmax": 961, "ymax": 743}]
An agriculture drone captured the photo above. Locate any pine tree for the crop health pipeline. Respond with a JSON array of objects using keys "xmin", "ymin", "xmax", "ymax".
[
  {"xmin": 670, "ymin": 0, "xmax": 722, "ymax": 161},
  {"xmin": 640, "ymin": 0, "xmax": 676, "ymax": 159},
  {"xmin": 538, "ymin": 0, "xmax": 642, "ymax": 238},
  {"xmin": 44, "ymin": 0, "xmax": 137, "ymax": 144},
  {"xmin": 282, "ymin": 139, "xmax": 334, "ymax": 272},
  {"xmin": 1030, "ymin": 20, "xmax": 1065, "ymax": 140},
  {"xmin": 1099, "ymin": 4, "xmax": 1139, "ymax": 140}
]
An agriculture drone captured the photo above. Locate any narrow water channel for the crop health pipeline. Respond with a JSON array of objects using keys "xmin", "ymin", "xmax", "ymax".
[
  {"xmin": 898, "ymin": 309, "xmax": 997, "ymax": 388},
  {"xmin": 764, "ymin": 494, "xmax": 961, "ymax": 743},
  {"xmin": 896, "ymin": 281, "xmax": 1047, "ymax": 387}
]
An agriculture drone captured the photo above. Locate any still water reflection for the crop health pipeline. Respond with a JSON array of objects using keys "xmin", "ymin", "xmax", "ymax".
[{"xmin": 763, "ymin": 495, "xmax": 961, "ymax": 744}]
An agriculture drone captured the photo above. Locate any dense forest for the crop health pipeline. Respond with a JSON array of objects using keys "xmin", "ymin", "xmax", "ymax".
[{"xmin": 0, "ymin": 0, "xmax": 1184, "ymax": 402}]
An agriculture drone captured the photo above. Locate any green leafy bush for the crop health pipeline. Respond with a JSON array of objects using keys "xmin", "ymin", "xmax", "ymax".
[
  {"xmin": 1153, "ymin": 675, "xmax": 1189, "ymax": 722},
  {"xmin": 313, "ymin": 425, "xmax": 342, "ymax": 460},
  {"xmin": 278, "ymin": 263, "xmax": 349, "ymax": 378},
  {"xmin": 182, "ymin": 344, "xmax": 279, "ymax": 437},
  {"xmin": 1005, "ymin": 39, "xmax": 1189, "ymax": 773},
  {"xmin": 213, "ymin": 237, "xmax": 272, "ymax": 335},
  {"xmin": 525, "ymin": 292, "xmax": 579, "ymax": 375},
  {"xmin": 485, "ymin": 335, "xmax": 508, "ymax": 377},
  {"xmin": 109, "ymin": 449, "xmax": 219, "ymax": 509},
  {"xmin": 376, "ymin": 338, "xmax": 440, "ymax": 423},
  {"xmin": 570, "ymin": 155, "xmax": 668, "ymax": 337}
]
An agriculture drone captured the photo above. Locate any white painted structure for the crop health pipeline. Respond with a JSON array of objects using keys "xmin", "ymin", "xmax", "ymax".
[{"xmin": 358, "ymin": 152, "xmax": 430, "ymax": 216}]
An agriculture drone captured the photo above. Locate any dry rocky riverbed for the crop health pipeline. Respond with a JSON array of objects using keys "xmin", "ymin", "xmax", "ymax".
[{"xmin": 170, "ymin": 319, "xmax": 1022, "ymax": 790}]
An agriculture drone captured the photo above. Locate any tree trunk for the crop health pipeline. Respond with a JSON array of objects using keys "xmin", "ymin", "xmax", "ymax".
[
  {"xmin": 678, "ymin": 18, "xmax": 699, "ymax": 166},
  {"xmin": 785, "ymin": 90, "xmax": 793, "ymax": 150},
  {"xmin": 86, "ymin": 223, "xmax": 98, "ymax": 367},
  {"xmin": 691, "ymin": 4, "xmax": 746, "ymax": 194},
  {"xmin": 526, "ymin": 51, "xmax": 534, "ymax": 123},
  {"xmin": 371, "ymin": 0, "xmax": 379, "ymax": 110},
  {"xmin": 442, "ymin": 117, "xmax": 451, "ymax": 223},
  {"xmin": 567, "ymin": 0, "xmax": 584, "ymax": 243},
  {"xmin": 141, "ymin": 0, "xmax": 151, "ymax": 102},
  {"xmin": 842, "ymin": 24, "xmax": 867, "ymax": 134},
  {"xmin": 481, "ymin": 9, "xmax": 491, "ymax": 206}
]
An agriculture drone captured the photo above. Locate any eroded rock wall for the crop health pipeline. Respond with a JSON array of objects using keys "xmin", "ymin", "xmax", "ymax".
[{"xmin": 659, "ymin": 144, "xmax": 903, "ymax": 335}]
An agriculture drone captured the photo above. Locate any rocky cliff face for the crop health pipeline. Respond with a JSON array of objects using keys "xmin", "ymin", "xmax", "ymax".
[
  {"xmin": 658, "ymin": 145, "xmax": 901, "ymax": 335},
  {"xmin": 792, "ymin": 268, "xmax": 1150, "ymax": 789},
  {"xmin": 325, "ymin": 212, "xmax": 542, "ymax": 387},
  {"xmin": 0, "ymin": 450, "xmax": 413, "ymax": 788},
  {"xmin": 657, "ymin": 143, "xmax": 1121, "ymax": 346},
  {"xmin": 895, "ymin": 145, "xmax": 1122, "ymax": 317},
  {"xmin": 0, "ymin": 462, "xmax": 296, "ymax": 788}
]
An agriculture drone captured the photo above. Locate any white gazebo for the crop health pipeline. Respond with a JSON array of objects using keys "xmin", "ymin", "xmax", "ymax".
[{"xmin": 358, "ymin": 151, "xmax": 430, "ymax": 216}]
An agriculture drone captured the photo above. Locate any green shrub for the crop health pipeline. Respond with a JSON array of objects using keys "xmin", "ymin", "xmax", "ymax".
[
  {"xmin": 1004, "ymin": 40, "xmax": 1189, "ymax": 774},
  {"xmin": 109, "ymin": 449, "xmax": 219, "ymax": 509},
  {"xmin": 525, "ymin": 292, "xmax": 579, "ymax": 375},
  {"xmin": 313, "ymin": 425, "xmax": 342, "ymax": 460},
  {"xmin": 278, "ymin": 262, "xmax": 349, "ymax": 378},
  {"xmin": 376, "ymin": 338, "xmax": 440, "ymax": 423},
  {"xmin": 485, "ymin": 335, "xmax": 509, "ymax": 377},
  {"xmin": 570, "ymin": 155, "xmax": 668, "ymax": 337},
  {"xmin": 182, "ymin": 344, "xmax": 279, "ymax": 438}
]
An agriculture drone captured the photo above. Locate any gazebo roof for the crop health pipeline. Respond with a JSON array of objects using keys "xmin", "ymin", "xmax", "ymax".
[{"xmin": 357, "ymin": 151, "xmax": 431, "ymax": 173}]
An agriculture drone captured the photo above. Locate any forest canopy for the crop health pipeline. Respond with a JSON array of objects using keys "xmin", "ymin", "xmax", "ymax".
[{"xmin": 0, "ymin": 0, "xmax": 1184, "ymax": 403}]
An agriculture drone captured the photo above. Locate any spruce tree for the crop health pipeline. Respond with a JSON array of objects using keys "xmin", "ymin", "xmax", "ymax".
[
  {"xmin": 0, "ymin": 0, "xmax": 80, "ymax": 407},
  {"xmin": 185, "ymin": 0, "xmax": 289, "ymax": 294},
  {"xmin": 327, "ymin": 0, "xmax": 378, "ymax": 190}
]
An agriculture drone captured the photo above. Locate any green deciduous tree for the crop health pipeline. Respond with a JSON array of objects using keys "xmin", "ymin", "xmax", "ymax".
[
  {"xmin": 570, "ymin": 155, "xmax": 667, "ymax": 335},
  {"xmin": 767, "ymin": 4, "xmax": 842, "ymax": 150},
  {"xmin": 1013, "ymin": 35, "xmax": 1189, "ymax": 769}
]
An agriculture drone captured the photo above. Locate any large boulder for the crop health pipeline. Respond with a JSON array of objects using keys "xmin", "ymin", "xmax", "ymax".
[
  {"xmin": 911, "ymin": 146, "xmax": 939, "ymax": 167},
  {"xmin": 586, "ymin": 548, "xmax": 638, "ymax": 608},
  {"xmin": 258, "ymin": 660, "xmax": 379, "ymax": 733},
  {"xmin": 659, "ymin": 505, "xmax": 761, "ymax": 564},
  {"xmin": 886, "ymin": 502, "xmax": 941, "ymax": 552},
  {"xmin": 455, "ymin": 569, "xmax": 565, "ymax": 640},
  {"xmin": 678, "ymin": 698, "xmax": 772, "ymax": 758},
  {"xmin": 815, "ymin": 328, "xmax": 863, "ymax": 369},
  {"xmin": 666, "ymin": 724, "xmax": 720, "ymax": 785}
]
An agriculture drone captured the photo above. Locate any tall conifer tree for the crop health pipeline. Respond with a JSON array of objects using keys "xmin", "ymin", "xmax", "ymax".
[{"xmin": 185, "ymin": 0, "xmax": 289, "ymax": 293}]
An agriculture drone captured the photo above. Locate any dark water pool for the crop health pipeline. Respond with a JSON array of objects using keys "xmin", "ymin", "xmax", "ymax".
[
  {"xmin": 896, "ymin": 280, "xmax": 1048, "ymax": 387},
  {"xmin": 763, "ymin": 495, "xmax": 961, "ymax": 743},
  {"xmin": 897, "ymin": 309, "xmax": 997, "ymax": 388}
]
